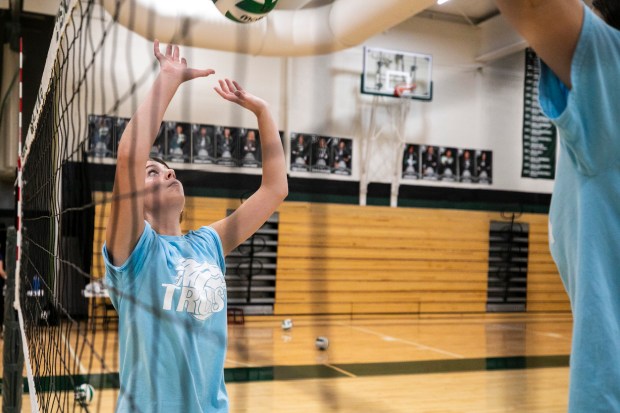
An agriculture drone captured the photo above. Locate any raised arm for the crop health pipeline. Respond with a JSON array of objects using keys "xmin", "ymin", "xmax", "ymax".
[
  {"xmin": 106, "ymin": 41, "xmax": 214, "ymax": 266},
  {"xmin": 494, "ymin": 0, "xmax": 584, "ymax": 88},
  {"xmin": 210, "ymin": 80, "xmax": 288, "ymax": 255}
]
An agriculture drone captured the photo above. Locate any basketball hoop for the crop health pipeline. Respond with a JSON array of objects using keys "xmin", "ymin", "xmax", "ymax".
[{"xmin": 394, "ymin": 83, "xmax": 417, "ymax": 98}]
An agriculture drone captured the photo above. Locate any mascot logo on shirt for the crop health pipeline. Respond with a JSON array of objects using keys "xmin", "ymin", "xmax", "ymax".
[{"xmin": 161, "ymin": 258, "xmax": 226, "ymax": 321}]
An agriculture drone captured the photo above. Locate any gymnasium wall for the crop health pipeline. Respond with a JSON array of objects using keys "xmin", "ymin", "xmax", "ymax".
[
  {"xmin": 82, "ymin": 5, "xmax": 554, "ymax": 195},
  {"xmin": 83, "ymin": 5, "xmax": 568, "ymax": 315},
  {"xmin": 0, "ymin": 5, "xmax": 559, "ymax": 219}
]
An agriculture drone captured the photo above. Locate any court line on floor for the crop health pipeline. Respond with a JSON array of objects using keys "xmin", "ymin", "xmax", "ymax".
[
  {"xmin": 61, "ymin": 332, "xmax": 87, "ymax": 375},
  {"xmin": 324, "ymin": 363, "xmax": 357, "ymax": 378},
  {"xmin": 4, "ymin": 355, "xmax": 570, "ymax": 391},
  {"xmin": 226, "ymin": 358, "xmax": 258, "ymax": 367},
  {"xmin": 346, "ymin": 325, "xmax": 465, "ymax": 359},
  {"xmin": 489, "ymin": 324, "xmax": 570, "ymax": 341}
]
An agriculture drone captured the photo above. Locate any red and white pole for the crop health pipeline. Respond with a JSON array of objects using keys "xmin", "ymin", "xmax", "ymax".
[
  {"xmin": 16, "ymin": 36, "xmax": 41, "ymax": 413},
  {"xmin": 15, "ymin": 36, "xmax": 23, "ymax": 309}
]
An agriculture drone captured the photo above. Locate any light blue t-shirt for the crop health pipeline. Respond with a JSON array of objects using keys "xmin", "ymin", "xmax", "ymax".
[
  {"xmin": 103, "ymin": 222, "xmax": 229, "ymax": 413},
  {"xmin": 538, "ymin": 6, "xmax": 620, "ymax": 412}
]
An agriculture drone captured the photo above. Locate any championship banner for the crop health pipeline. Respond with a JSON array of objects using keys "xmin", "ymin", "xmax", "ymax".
[{"xmin": 522, "ymin": 48, "xmax": 557, "ymax": 180}]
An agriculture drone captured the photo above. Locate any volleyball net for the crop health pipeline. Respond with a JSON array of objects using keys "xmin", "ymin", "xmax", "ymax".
[
  {"xmin": 14, "ymin": 0, "xmax": 270, "ymax": 409},
  {"xmin": 13, "ymin": 0, "xmax": 177, "ymax": 410},
  {"xmin": 16, "ymin": 0, "xmax": 120, "ymax": 410}
]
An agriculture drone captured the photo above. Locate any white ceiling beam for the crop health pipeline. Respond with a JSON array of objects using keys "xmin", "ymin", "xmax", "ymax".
[{"xmin": 102, "ymin": 0, "xmax": 438, "ymax": 56}]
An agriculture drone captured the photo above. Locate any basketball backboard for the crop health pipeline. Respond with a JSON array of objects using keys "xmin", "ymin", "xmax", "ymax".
[{"xmin": 362, "ymin": 46, "xmax": 433, "ymax": 101}]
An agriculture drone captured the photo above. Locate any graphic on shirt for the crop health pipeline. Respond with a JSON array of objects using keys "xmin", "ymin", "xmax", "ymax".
[{"xmin": 161, "ymin": 258, "xmax": 226, "ymax": 321}]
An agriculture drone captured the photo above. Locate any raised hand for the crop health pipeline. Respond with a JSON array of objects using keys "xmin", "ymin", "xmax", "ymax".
[
  {"xmin": 154, "ymin": 39, "xmax": 215, "ymax": 85},
  {"xmin": 214, "ymin": 79, "xmax": 268, "ymax": 116}
]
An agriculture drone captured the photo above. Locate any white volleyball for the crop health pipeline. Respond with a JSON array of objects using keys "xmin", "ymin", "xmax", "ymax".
[{"xmin": 213, "ymin": 0, "xmax": 279, "ymax": 24}]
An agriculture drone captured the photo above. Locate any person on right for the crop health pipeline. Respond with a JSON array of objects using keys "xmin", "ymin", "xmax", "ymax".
[{"xmin": 493, "ymin": 1, "xmax": 620, "ymax": 411}]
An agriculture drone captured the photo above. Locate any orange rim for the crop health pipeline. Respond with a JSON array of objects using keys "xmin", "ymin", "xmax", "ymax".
[{"xmin": 394, "ymin": 84, "xmax": 417, "ymax": 97}]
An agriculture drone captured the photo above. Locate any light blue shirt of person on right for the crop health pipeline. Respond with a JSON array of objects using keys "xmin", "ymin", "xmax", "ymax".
[{"xmin": 538, "ymin": 6, "xmax": 620, "ymax": 413}]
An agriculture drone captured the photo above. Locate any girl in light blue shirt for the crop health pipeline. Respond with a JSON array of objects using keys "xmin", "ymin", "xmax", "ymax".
[{"xmin": 103, "ymin": 40, "xmax": 287, "ymax": 413}]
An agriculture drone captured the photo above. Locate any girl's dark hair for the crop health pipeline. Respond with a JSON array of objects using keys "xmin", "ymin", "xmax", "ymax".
[
  {"xmin": 593, "ymin": 0, "xmax": 620, "ymax": 30},
  {"xmin": 148, "ymin": 157, "xmax": 184, "ymax": 223},
  {"xmin": 149, "ymin": 157, "xmax": 169, "ymax": 168}
]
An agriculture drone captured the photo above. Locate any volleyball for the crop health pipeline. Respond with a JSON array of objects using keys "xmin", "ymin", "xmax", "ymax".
[
  {"xmin": 75, "ymin": 383, "xmax": 94, "ymax": 405},
  {"xmin": 213, "ymin": 0, "xmax": 280, "ymax": 23},
  {"xmin": 315, "ymin": 336, "xmax": 329, "ymax": 351},
  {"xmin": 281, "ymin": 318, "xmax": 293, "ymax": 331}
]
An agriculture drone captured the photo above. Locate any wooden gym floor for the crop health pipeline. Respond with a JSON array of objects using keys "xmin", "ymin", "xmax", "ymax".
[{"xmin": 1, "ymin": 312, "xmax": 572, "ymax": 412}]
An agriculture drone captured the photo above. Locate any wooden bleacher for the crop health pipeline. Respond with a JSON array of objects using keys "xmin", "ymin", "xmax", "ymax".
[
  {"xmin": 92, "ymin": 192, "xmax": 569, "ymax": 316},
  {"xmin": 527, "ymin": 219, "xmax": 572, "ymax": 312}
]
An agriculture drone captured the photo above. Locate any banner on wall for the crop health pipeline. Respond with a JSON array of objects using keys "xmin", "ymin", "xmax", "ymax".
[
  {"xmin": 475, "ymin": 150, "xmax": 492, "ymax": 184},
  {"xmin": 192, "ymin": 124, "xmax": 216, "ymax": 164},
  {"xmin": 310, "ymin": 135, "xmax": 332, "ymax": 173},
  {"xmin": 458, "ymin": 149, "xmax": 475, "ymax": 183},
  {"xmin": 166, "ymin": 121, "xmax": 191, "ymax": 163},
  {"xmin": 89, "ymin": 115, "xmax": 273, "ymax": 170},
  {"xmin": 439, "ymin": 147, "xmax": 457, "ymax": 182},
  {"xmin": 290, "ymin": 133, "xmax": 310, "ymax": 172},
  {"xmin": 402, "ymin": 144, "xmax": 420, "ymax": 179},
  {"xmin": 290, "ymin": 133, "xmax": 353, "ymax": 176},
  {"xmin": 522, "ymin": 48, "xmax": 557, "ymax": 180},
  {"xmin": 420, "ymin": 145, "xmax": 439, "ymax": 180},
  {"xmin": 402, "ymin": 145, "xmax": 491, "ymax": 185},
  {"xmin": 88, "ymin": 115, "xmax": 114, "ymax": 158}
]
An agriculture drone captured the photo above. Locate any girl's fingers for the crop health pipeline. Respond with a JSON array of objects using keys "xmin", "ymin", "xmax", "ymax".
[
  {"xmin": 200, "ymin": 69, "xmax": 215, "ymax": 77},
  {"xmin": 225, "ymin": 79, "xmax": 235, "ymax": 92},
  {"xmin": 219, "ymin": 79, "xmax": 230, "ymax": 93},
  {"xmin": 215, "ymin": 79, "xmax": 246, "ymax": 102},
  {"xmin": 214, "ymin": 87, "xmax": 226, "ymax": 98},
  {"xmin": 166, "ymin": 43, "xmax": 172, "ymax": 56},
  {"xmin": 188, "ymin": 69, "xmax": 215, "ymax": 79},
  {"xmin": 232, "ymin": 80, "xmax": 243, "ymax": 91},
  {"xmin": 154, "ymin": 40, "xmax": 162, "ymax": 58},
  {"xmin": 173, "ymin": 45, "xmax": 180, "ymax": 61}
]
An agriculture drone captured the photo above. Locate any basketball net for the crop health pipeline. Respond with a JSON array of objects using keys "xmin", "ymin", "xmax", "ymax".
[{"xmin": 359, "ymin": 86, "xmax": 414, "ymax": 207}]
